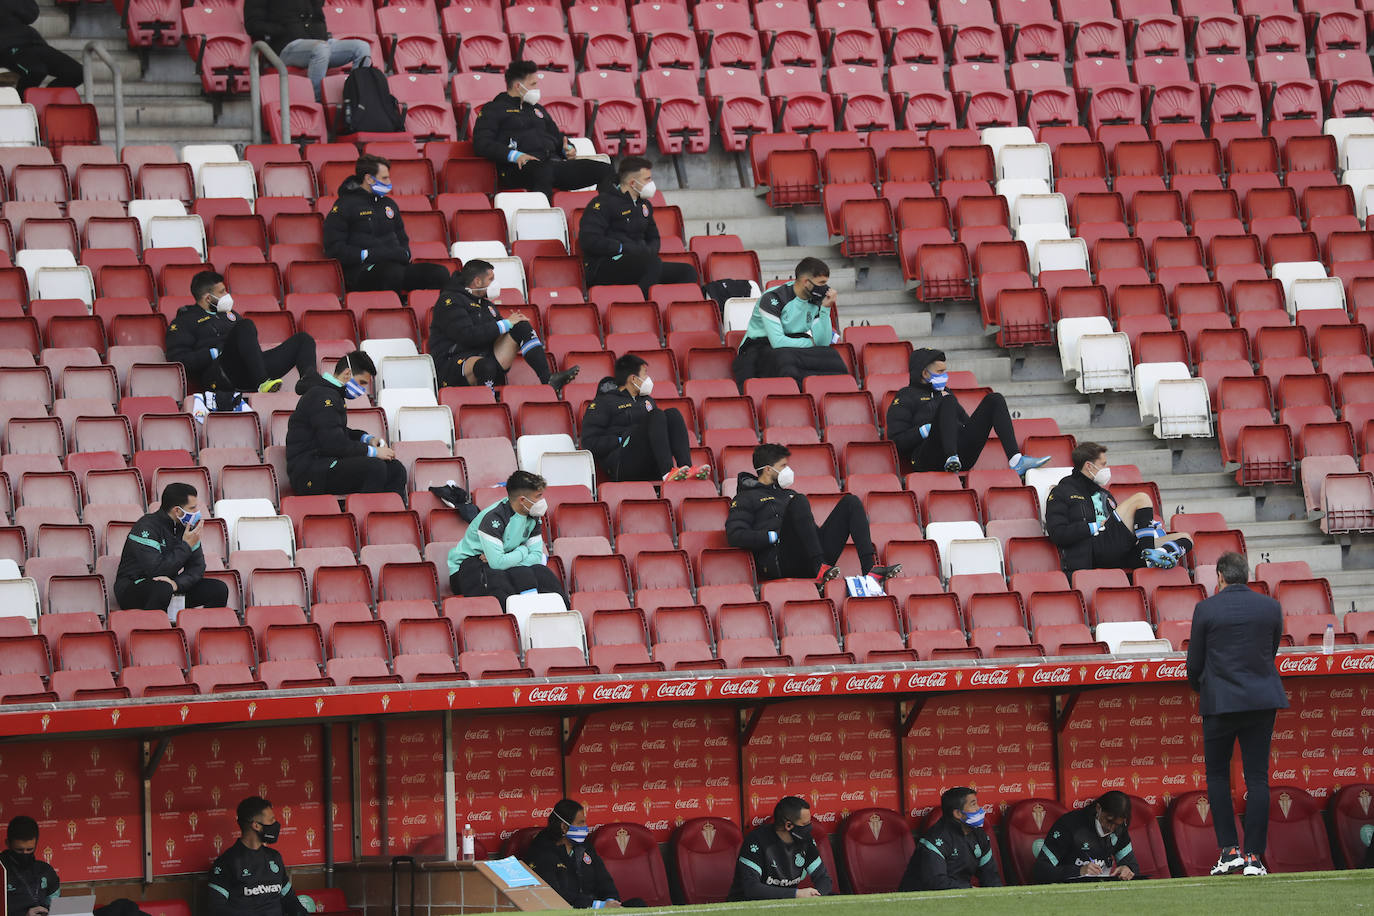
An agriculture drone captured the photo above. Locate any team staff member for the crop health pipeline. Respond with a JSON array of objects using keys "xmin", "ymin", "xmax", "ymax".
[
  {"xmin": 0, "ymin": 0, "xmax": 81, "ymax": 95},
  {"xmin": 243, "ymin": 0, "xmax": 370, "ymax": 101},
  {"xmin": 1188, "ymin": 551, "xmax": 1288, "ymax": 878},
  {"xmin": 446, "ymin": 470, "xmax": 570, "ymax": 608},
  {"xmin": 887, "ymin": 348, "xmax": 1050, "ymax": 475},
  {"xmin": 2, "ymin": 815, "xmax": 60, "ymax": 916},
  {"xmin": 115, "ymin": 483, "xmax": 228, "ymax": 613},
  {"xmin": 428, "ymin": 259, "xmax": 578, "ymax": 392},
  {"xmin": 526, "ymin": 799, "xmax": 624, "ymax": 908},
  {"xmin": 581, "ymin": 354, "xmax": 708, "ymax": 482},
  {"xmin": 208, "ymin": 796, "xmax": 308, "ymax": 916},
  {"xmin": 285, "ymin": 351, "xmax": 407, "ymax": 497},
  {"xmin": 1045, "ymin": 442, "xmax": 1193, "ymax": 577},
  {"xmin": 473, "ymin": 60, "xmax": 612, "ymax": 196},
  {"xmin": 899, "ymin": 787, "xmax": 1002, "ymax": 891},
  {"xmin": 167, "ymin": 271, "xmax": 319, "ymax": 397},
  {"xmin": 732, "ymin": 258, "xmax": 847, "ymax": 385},
  {"xmin": 324, "ymin": 154, "xmax": 451, "ymax": 295},
  {"xmin": 1033, "ymin": 791, "xmax": 1140, "ymax": 883},
  {"xmin": 730, "ymin": 796, "xmax": 832, "ymax": 900},
  {"xmin": 579, "ymin": 157, "xmax": 699, "ymax": 296},
  {"xmin": 727, "ymin": 443, "xmax": 897, "ymax": 595}
]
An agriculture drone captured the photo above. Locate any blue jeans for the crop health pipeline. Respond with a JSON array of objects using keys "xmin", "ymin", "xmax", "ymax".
[{"xmin": 279, "ymin": 38, "xmax": 370, "ymax": 98}]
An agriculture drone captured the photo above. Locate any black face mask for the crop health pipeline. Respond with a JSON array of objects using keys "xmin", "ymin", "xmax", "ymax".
[
  {"xmin": 8, "ymin": 850, "xmax": 35, "ymax": 868},
  {"xmin": 256, "ymin": 821, "xmax": 281, "ymax": 844},
  {"xmin": 807, "ymin": 284, "xmax": 829, "ymax": 306},
  {"xmin": 789, "ymin": 822, "xmax": 813, "ymax": 844}
]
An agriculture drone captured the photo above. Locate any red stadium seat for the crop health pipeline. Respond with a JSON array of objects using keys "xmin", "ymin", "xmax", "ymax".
[
  {"xmin": 838, "ymin": 808, "xmax": 915, "ymax": 895},
  {"xmin": 592, "ymin": 823, "xmax": 672, "ymax": 906},
  {"xmin": 1004, "ymin": 798, "xmax": 1068, "ymax": 884},
  {"xmin": 671, "ymin": 818, "xmax": 744, "ymax": 904}
]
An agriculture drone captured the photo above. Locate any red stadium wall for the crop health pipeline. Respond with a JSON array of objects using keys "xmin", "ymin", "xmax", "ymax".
[{"xmin": 2, "ymin": 677, "xmax": 1371, "ymax": 884}]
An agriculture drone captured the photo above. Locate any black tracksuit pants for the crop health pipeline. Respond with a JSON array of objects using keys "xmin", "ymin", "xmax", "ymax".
[
  {"xmin": 0, "ymin": 43, "xmax": 82, "ymax": 93},
  {"xmin": 1203, "ymin": 708, "xmax": 1278, "ymax": 856},
  {"xmin": 218, "ymin": 320, "xmax": 317, "ymax": 390},
  {"xmin": 604, "ymin": 409, "xmax": 692, "ymax": 481},
  {"xmin": 501, "ymin": 158, "xmax": 613, "ymax": 197},
  {"xmin": 115, "ymin": 577, "xmax": 229, "ymax": 612},
  {"xmin": 452, "ymin": 556, "xmax": 570, "ymax": 608},
  {"xmin": 586, "ymin": 252, "xmax": 699, "ymax": 297},
  {"xmin": 320, "ymin": 456, "xmax": 408, "ymax": 497},
  {"xmin": 348, "ymin": 261, "xmax": 451, "ymax": 294},
  {"xmin": 913, "ymin": 392, "xmax": 1018, "ymax": 471},
  {"xmin": 776, "ymin": 493, "xmax": 877, "ymax": 578}
]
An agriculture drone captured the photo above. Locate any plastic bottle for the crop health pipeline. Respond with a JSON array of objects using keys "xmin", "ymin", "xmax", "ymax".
[
  {"xmin": 462, "ymin": 823, "xmax": 475, "ymax": 861},
  {"xmin": 1322, "ymin": 623, "xmax": 1335, "ymax": 655}
]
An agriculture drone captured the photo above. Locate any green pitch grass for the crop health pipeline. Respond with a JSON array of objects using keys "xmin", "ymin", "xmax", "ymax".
[{"xmin": 613, "ymin": 871, "xmax": 1374, "ymax": 916}]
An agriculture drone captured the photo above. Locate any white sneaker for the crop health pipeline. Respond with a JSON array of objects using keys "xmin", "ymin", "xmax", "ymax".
[
  {"xmin": 1242, "ymin": 855, "xmax": 1267, "ymax": 876},
  {"xmin": 1210, "ymin": 847, "xmax": 1245, "ymax": 876}
]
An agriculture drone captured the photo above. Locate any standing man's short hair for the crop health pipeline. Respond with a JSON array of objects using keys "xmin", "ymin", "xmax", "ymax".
[
  {"xmin": 773, "ymin": 796, "xmax": 809, "ymax": 825},
  {"xmin": 6, "ymin": 815, "xmax": 39, "ymax": 843},
  {"xmin": 795, "ymin": 257, "xmax": 829, "ymax": 280},
  {"xmin": 1216, "ymin": 552, "xmax": 1249, "ymax": 585},
  {"xmin": 355, "ymin": 153, "xmax": 389, "ymax": 179}
]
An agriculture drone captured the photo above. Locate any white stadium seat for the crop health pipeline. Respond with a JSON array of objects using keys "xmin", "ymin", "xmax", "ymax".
[
  {"xmin": 980, "ymin": 126, "xmax": 1036, "ymax": 162},
  {"xmin": 1025, "ymin": 466, "xmax": 1072, "ymax": 517},
  {"xmin": 997, "ymin": 143, "xmax": 1053, "ymax": 183},
  {"xmin": 377, "ymin": 387, "xmax": 438, "ymax": 433},
  {"xmin": 197, "ymin": 161, "xmax": 258, "ymax": 202},
  {"xmin": 1075, "ymin": 332, "xmax": 1133, "ymax": 394},
  {"xmin": 539, "ymin": 450, "xmax": 597, "ymax": 492},
  {"xmin": 0, "ymin": 578, "xmax": 40, "ymax": 629},
  {"xmin": 377, "ymin": 354, "xmax": 436, "ymax": 390},
  {"xmin": 526, "ymin": 610, "xmax": 588, "ymax": 653},
  {"xmin": 0, "ymin": 104, "xmax": 39, "ymax": 146},
  {"xmin": 1012, "ymin": 193, "xmax": 1068, "ymax": 231},
  {"xmin": 1134, "ymin": 361, "xmax": 1191, "ymax": 425},
  {"xmin": 147, "ymin": 215, "xmax": 207, "ymax": 259},
  {"xmin": 396, "ymin": 405, "xmax": 455, "ymax": 448},
  {"xmin": 517, "ymin": 434, "xmax": 577, "ymax": 472},
  {"xmin": 234, "ymin": 515, "xmax": 295, "ymax": 558},
  {"xmin": 212, "ymin": 497, "xmax": 277, "ymax": 547},
  {"xmin": 923, "ymin": 520, "xmax": 986, "ymax": 580},
  {"xmin": 1289, "ymin": 277, "xmax": 1346, "ymax": 315},
  {"xmin": 1153, "ymin": 378, "xmax": 1213, "ymax": 439},
  {"xmin": 1057, "ymin": 316, "xmax": 1114, "ymax": 378},
  {"xmin": 506, "ymin": 592, "xmax": 568, "ymax": 646},
  {"xmin": 1271, "ymin": 261, "xmax": 1329, "ymax": 311},
  {"xmin": 1032, "ymin": 237, "xmax": 1089, "ymax": 277}
]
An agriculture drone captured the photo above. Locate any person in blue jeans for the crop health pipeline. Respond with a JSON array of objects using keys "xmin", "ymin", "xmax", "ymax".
[{"xmin": 244, "ymin": 0, "xmax": 370, "ymax": 100}]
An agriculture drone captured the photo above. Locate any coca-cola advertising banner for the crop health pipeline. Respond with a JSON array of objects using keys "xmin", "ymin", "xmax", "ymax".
[
  {"xmin": 741, "ymin": 698, "xmax": 899, "ymax": 828},
  {"xmin": 566, "ymin": 705, "xmax": 740, "ymax": 841},
  {"xmin": 1057, "ymin": 685, "xmax": 1204, "ymax": 810},
  {"xmin": 0, "ymin": 738, "xmax": 142, "ymax": 883},
  {"xmin": 151, "ymin": 725, "xmax": 347, "ymax": 876},
  {"xmin": 377, "ymin": 717, "xmax": 444, "ymax": 856},
  {"xmin": 901, "ymin": 691, "xmax": 1055, "ymax": 825},
  {"xmin": 1266, "ymin": 677, "xmax": 1373, "ymax": 802},
  {"xmin": 453, "ymin": 713, "xmax": 564, "ymax": 849}
]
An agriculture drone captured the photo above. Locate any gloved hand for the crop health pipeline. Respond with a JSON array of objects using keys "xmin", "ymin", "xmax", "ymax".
[
  {"xmin": 919, "ymin": 423, "xmax": 931, "ymax": 439},
  {"xmin": 1088, "ymin": 522, "xmax": 1101, "ymax": 536},
  {"xmin": 209, "ymin": 348, "xmax": 219, "ymax": 360},
  {"xmin": 767, "ymin": 531, "xmax": 778, "ymax": 544},
  {"xmin": 360, "ymin": 248, "xmax": 369, "ymax": 262}
]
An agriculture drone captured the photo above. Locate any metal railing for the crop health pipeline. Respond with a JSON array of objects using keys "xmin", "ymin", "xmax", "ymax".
[
  {"xmin": 249, "ymin": 40, "xmax": 291, "ymax": 146},
  {"xmin": 81, "ymin": 42, "xmax": 124, "ymax": 155}
]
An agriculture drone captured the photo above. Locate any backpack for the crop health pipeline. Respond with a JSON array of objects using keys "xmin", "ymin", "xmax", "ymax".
[{"xmin": 341, "ymin": 65, "xmax": 405, "ymax": 134}]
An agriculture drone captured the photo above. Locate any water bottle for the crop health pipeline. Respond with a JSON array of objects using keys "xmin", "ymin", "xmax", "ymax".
[
  {"xmin": 1322, "ymin": 623, "xmax": 1335, "ymax": 655},
  {"xmin": 462, "ymin": 823, "xmax": 475, "ymax": 861}
]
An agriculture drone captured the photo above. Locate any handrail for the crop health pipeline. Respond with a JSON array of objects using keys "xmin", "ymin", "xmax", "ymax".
[
  {"xmin": 81, "ymin": 41, "xmax": 124, "ymax": 156},
  {"xmin": 249, "ymin": 40, "xmax": 291, "ymax": 146}
]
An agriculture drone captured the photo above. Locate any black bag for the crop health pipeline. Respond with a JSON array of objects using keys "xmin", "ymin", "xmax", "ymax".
[
  {"xmin": 341, "ymin": 65, "xmax": 405, "ymax": 134},
  {"xmin": 704, "ymin": 278, "xmax": 754, "ymax": 309}
]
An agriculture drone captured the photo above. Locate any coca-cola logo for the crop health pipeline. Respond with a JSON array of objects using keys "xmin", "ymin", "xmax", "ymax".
[
  {"xmin": 468, "ymin": 770, "xmax": 491, "ymax": 780},
  {"xmin": 909, "ymin": 767, "xmax": 934, "ymax": 777},
  {"xmin": 1278, "ymin": 656, "xmax": 1320, "ymax": 674},
  {"xmin": 400, "ymin": 733, "xmax": 426, "ymax": 743},
  {"xmin": 705, "ymin": 777, "xmax": 730, "ymax": 787},
  {"xmin": 1100, "ymin": 777, "xmax": 1126, "ymax": 787},
  {"xmin": 401, "ymin": 815, "xmax": 427, "ymax": 825},
  {"xmin": 1128, "ymin": 717, "xmax": 1154, "ymax": 727},
  {"xmin": 463, "ymin": 729, "xmax": 491, "ymax": 740},
  {"xmin": 1159, "ymin": 695, "xmax": 1184, "ymax": 706},
  {"xmin": 1099, "ymin": 737, "xmax": 1124, "ymax": 748},
  {"xmin": 1130, "ymin": 757, "xmax": 1156, "ymax": 767},
  {"xmin": 837, "ymin": 711, "xmax": 863, "ymax": 721},
  {"xmin": 1273, "ymin": 769, "xmax": 1297, "ymax": 779},
  {"xmin": 1032, "ymin": 667, "xmax": 1072, "ymax": 684},
  {"xmin": 611, "ymin": 802, "xmax": 638, "ymax": 813},
  {"xmin": 656, "ymin": 682, "xmax": 698, "ymax": 698},
  {"xmin": 995, "ymin": 704, "xmax": 1020, "ymax": 714},
  {"xmin": 674, "ymin": 800, "xmax": 698, "ymax": 810},
  {"xmin": 1331, "ymin": 688, "xmax": 1354, "ymax": 698},
  {"xmin": 1094, "ymin": 664, "xmax": 1135, "ymax": 682},
  {"xmin": 845, "ymin": 675, "xmax": 886, "ymax": 691},
  {"xmin": 868, "ymin": 769, "xmax": 895, "ymax": 779},
  {"xmin": 1027, "ymin": 722, "xmax": 1050, "ymax": 732},
  {"xmin": 610, "ymin": 761, "xmax": 636, "ymax": 772},
  {"xmin": 1273, "ymin": 731, "xmax": 1295, "ymax": 741},
  {"xmin": 779, "ymin": 754, "xmax": 804, "ymax": 765},
  {"xmin": 704, "ymin": 737, "xmax": 728, "ymax": 747},
  {"xmin": 496, "ymin": 748, "xmax": 521, "ymax": 758},
  {"xmin": 1161, "ymin": 735, "xmax": 1184, "ymax": 746},
  {"xmin": 910, "ymin": 727, "xmax": 932, "ymax": 737},
  {"xmin": 609, "ymin": 722, "xmax": 634, "ymax": 732},
  {"xmin": 1334, "ymin": 767, "xmax": 1358, "ymax": 777},
  {"xmin": 1162, "ymin": 775, "xmax": 1187, "ymax": 785},
  {"xmin": 1070, "ymin": 760, "xmax": 1096, "ymax": 769},
  {"xmin": 938, "ymin": 747, "xmax": 962, "ymax": 757},
  {"xmin": 581, "ymin": 742, "xmax": 605, "ymax": 753},
  {"xmin": 592, "ymin": 684, "xmax": 634, "ymax": 700},
  {"xmin": 400, "ymin": 774, "xmax": 427, "ymax": 784},
  {"xmin": 967, "ymin": 764, "xmax": 993, "ymax": 775},
  {"xmin": 1154, "ymin": 662, "xmax": 1187, "ymax": 679},
  {"xmin": 1300, "ymin": 709, "xmax": 1326, "ymax": 719},
  {"xmin": 970, "ymin": 669, "xmax": 1010, "ymax": 686},
  {"xmin": 671, "ymin": 718, "xmax": 699, "ymax": 728},
  {"xmin": 1098, "ymin": 698, "xmax": 1123, "ymax": 708},
  {"xmin": 528, "ymin": 766, "xmax": 557, "ymax": 777},
  {"xmin": 528, "ymin": 686, "xmax": 569, "ymax": 703},
  {"xmin": 995, "ymin": 744, "xmax": 1021, "ymax": 755},
  {"xmin": 719, "ymin": 679, "xmax": 762, "ymax": 696},
  {"xmin": 642, "ymin": 780, "xmax": 667, "ymax": 790},
  {"xmin": 529, "ymin": 726, "xmax": 555, "ymax": 736},
  {"xmin": 907, "ymin": 671, "xmax": 949, "ymax": 689},
  {"xmin": 498, "ymin": 788, "xmax": 524, "ymax": 798},
  {"xmin": 646, "ymin": 820, "xmax": 669, "ymax": 830},
  {"xmin": 783, "ymin": 677, "xmax": 825, "ymax": 694},
  {"xmin": 672, "ymin": 759, "xmax": 701, "ymax": 770},
  {"xmin": 1067, "ymin": 719, "xmax": 1093, "ymax": 730},
  {"xmin": 840, "ymin": 791, "xmax": 866, "ymax": 801},
  {"xmin": 1340, "ymin": 655, "xmax": 1374, "ymax": 672},
  {"xmin": 868, "ymin": 729, "xmax": 892, "ymax": 740},
  {"xmin": 1301, "ymin": 748, "xmax": 1327, "ymax": 758},
  {"xmin": 467, "ymin": 812, "xmax": 494, "ymax": 821},
  {"xmin": 998, "ymin": 783, "xmax": 1024, "ymax": 793},
  {"xmin": 1331, "ymin": 727, "xmax": 1355, "ymax": 737},
  {"xmin": 839, "ymin": 750, "xmax": 863, "ymax": 761},
  {"xmin": 580, "ymin": 784, "xmax": 605, "ymax": 793},
  {"xmin": 966, "ymin": 724, "xmax": 991, "ymax": 735},
  {"xmin": 642, "ymin": 739, "xmax": 667, "ymax": 750},
  {"xmin": 777, "ymin": 714, "xmax": 803, "ymax": 724}
]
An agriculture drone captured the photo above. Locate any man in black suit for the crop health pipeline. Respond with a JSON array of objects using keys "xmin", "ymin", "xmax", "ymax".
[{"xmin": 1186, "ymin": 551, "xmax": 1288, "ymax": 878}]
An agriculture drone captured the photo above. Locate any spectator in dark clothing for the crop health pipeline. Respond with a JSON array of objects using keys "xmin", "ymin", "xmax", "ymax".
[
  {"xmin": 1188, "ymin": 551, "xmax": 1289, "ymax": 878},
  {"xmin": 1034, "ymin": 792, "xmax": 1141, "ymax": 883},
  {"xmin": 526, "ymin": 799, "xmax": 625, "ymax": 909},
  {"xmin": 581, "ymin": 354, "xmax": 708, "ymax": 482},
  {"xmin": 729, "ymin": 796, "xmax": 833, "ymax": 900},
  {"xmin": 898, "ymin": 787, "xmax": 1002, "ymax": 892},
  {"xmin": 726, "ymin": 443, "xmax": 897, "ymax": 594},
  {"xmin": 886, "ymin": 348, "xmax": 1050, "ymax": 475},
  {"xmin": 3, "ymin": 815, "xmax": 60, "ymax": 916},
  {"xmin": 1045, "ymin": 441, "xmax": 1193, "ymax": 578},
  {"xmin": 243, "ymin": 0, "xmax": 369, "ymax": 100},
  {"xmin": 207, "ymin": 796, "xmax": 308, "ymax": 916},
  {"xmin": 167, "ymin": 270, "xmax": 319, "ymax": 399},
  {"xmin": 732, "ymin": 257, "xmax": 846, "ymax": 385},
  {"xmin": 472, "ymin": 60, "xmax": 612, "ymax": 196},
  {"xmin": 324, "ymin": 154, "xmax": 451, "ymax": 295},
  {"xmin": 115, "ymin": 483, "xmax": 228, "ymax": 613},
  {"xmin": 579, "ymin": 156, "xmax": 698, "ymax": 296},
  {"xmin": 285, "ymin": 351, "xmax": 407, "ymax": 497},
  {"xmin": 428, "ymin": 259, "xmax": 578, "ymax": 392},
  {"xmin": 0, "ymin": 0, "xmax": 81, "ymax": 95}
]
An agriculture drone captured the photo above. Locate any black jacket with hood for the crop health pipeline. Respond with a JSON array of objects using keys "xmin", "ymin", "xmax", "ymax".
[
  {"xmin": 725, "ymin": 471, "xmax": 797, "ymax": 580},
  {"xmin": 885, "ymin": 346, "xmax": 966, "ymax": 457},
  {"xmin": 580, "ymin": 376, "xmax": 661, "ymax": 467},
  {"xmin": 323, "ymin": 175, "xmax": 412, "ymax": 282},
  {"xmin": 1044, "ymin": 467, "xmax": 1119, "ymax": 576},
  {"xmin": 0, "ymin": 0, "xmax": 42, "ymax": 49},
  {"xmin": 243, "ymin": 0, "xmax": 328, "ymax": 54},
  {"xmin": 285, "ymin": 372, "xmax": 375, "ymax": 493}
]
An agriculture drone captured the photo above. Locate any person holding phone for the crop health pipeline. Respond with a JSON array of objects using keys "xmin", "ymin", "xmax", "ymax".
[{"xmin": 113, "ymin": 483, "xmax": 227, "ymax": 613}]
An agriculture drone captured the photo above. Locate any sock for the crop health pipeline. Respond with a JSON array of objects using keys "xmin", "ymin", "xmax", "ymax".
[
  {"xmin": 1164, "ymin": 536, "xmax": 1193, "ymax": 558},
  {"xmin": 1007, "ymin": 452, "xmax": 1022, "ymax": 468},
  {"xmin": 521, "ymin": 340, "xmax": 552, "ymax": 385},
  {"xmin": 1132, "ymin": 507, "xmax": 1156, "ymax": 542}
]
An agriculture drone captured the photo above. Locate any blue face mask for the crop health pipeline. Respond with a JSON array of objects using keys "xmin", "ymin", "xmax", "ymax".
[
  {"xmin": 963, "ymin": 808, "xmax": 986, "ymax": 828},
  {"xmin": 370, "ymin": 180, "xmax": 392, "ymax": 196},
  {"xmin": 180, "ymin": 509, "xmax": 202, "ymax": 529},
  {"xmin": 343, "ymin": 355, "xmax": 368, "ymax": 399},
  {"xmin": 927, "ymin": 371, "xmax": 949, "ymax": 391},
  {"xmin": 565, "ymin": 826, "xmax": 590, "ymax": 844}
]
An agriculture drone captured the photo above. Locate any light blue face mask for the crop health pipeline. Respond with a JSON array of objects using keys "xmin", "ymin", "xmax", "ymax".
[
  {"xmin": 180, "ymin": 509, "xmax": 202, "ymax": 529},
  {"xmin": 343, "ymin": 355, "xmax": 367, "ymax": 399},
  {"xmin": 927, "ymin": 371, "xmax": 949, "ymax": 391},
  {"xmin": 565, "ymin": 826, "xmax": 590, "ymax": 844},
  {"xmin": 370, "ymin": 180, "xmax": 392, "ymax": 196},
  {"xmin": 963, "ymin": 808, "xmax": 986, "ymax": 828}
]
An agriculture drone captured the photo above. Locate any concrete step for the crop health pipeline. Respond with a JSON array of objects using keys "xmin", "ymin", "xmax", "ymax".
[
  {"xmin": 665, "ymin": 188, "xmax": 779, "ymax": 221},
  {"xmin": 48, "ymin": 42, "xmax": 143, "ymax": 81},
  {"xmin": 35, "ymin": 9, "xmax": 70, "ymax": 40},
  {"xmin": 94, "ymin": 98, "xmax": 246, "ymax": 130},
  {"xmin": 101, "ymin": 123, "xmax": 249, "ymax": 144}
]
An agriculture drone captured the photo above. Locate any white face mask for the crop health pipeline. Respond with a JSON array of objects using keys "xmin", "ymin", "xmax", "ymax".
[
  {"xmin": 638, "ymin": 178, "xmax": 657, "ymax": 199},
  {"xmin": 1092, "ymin": 466, "xmax": 1111, "ymax": 488},
  {"xmin": 214, "ymin": 292, "xmax": 234, "ymax": 313},
  {"xmin": 634, "ymin": 374, "xmax": 653, "ymax": 397},
  {"xmin": 760, "ymin": 465, "xmax": 795, "ymax": 489},
  {"xmin": 524, "ymin": 496, "xmax": 548, "ymax": 518},
  {"xmin": 521, "ymin": 85, "xmax": 541, "ymax": 107}
]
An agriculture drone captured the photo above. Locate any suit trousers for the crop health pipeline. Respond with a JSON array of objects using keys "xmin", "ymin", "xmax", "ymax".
[{"xmin": 1202, "ymin": 708, "xmax": 1278, "ymax": 855}]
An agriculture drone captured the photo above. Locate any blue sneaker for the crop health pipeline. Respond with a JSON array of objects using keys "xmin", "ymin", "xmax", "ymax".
[
  {"xmin": 944, "ymin": 455, "xmax": 962, "ymax": 472},
  {"xmin": 1142, "ymin": 546, "xmax": 1178, "ymax": 569},
  {"xmin": 1011, "ymin": 454, "xmax": 1052, "ymax": 476}
]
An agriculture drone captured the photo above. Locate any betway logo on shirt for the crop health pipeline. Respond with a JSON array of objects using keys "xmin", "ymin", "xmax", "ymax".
[{"xmin": 243, "ymin": 883, "xmax": 284, "ymax": 896}]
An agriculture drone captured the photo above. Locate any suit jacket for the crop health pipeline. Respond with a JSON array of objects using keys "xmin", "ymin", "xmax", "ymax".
[{"xmin": 1185, "ymin": 583, "xmax": 1289, "ymax": 716}]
